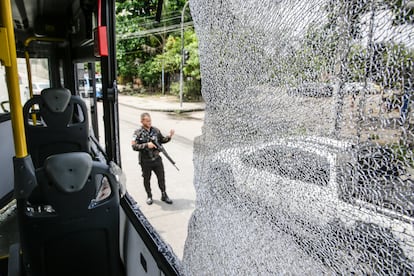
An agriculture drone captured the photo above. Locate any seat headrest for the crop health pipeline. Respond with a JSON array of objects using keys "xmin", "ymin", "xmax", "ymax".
[
  {"xmin": 45, "ymin": 152, "xmax": 92, "ymax": 193},
  {"xmin": 41, "ymin": 88, "xmax": 71, "ymax": 113}
]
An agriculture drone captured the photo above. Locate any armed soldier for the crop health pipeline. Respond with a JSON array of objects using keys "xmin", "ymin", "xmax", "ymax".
[{"xmin": 132, "ymin": 112, "xmax": 175, "ymax": 205}]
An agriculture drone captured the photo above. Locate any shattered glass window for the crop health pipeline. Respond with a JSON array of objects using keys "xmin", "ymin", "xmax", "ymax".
[
  {"xmin": 184, "ymin": 0, "xmax": 414, "ymax": 275},
  {"xmin": 242, "ymin": 146, "xmax": 331, "ymax": 186}
]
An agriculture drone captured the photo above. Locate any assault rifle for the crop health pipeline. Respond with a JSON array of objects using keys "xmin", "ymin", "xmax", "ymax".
[{"xmin": 150, "ymin": 136, "xmax": 179, "ymax": 171}]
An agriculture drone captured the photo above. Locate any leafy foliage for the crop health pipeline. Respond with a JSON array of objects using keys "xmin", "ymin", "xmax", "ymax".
[
  {"xmin": 285, "ymin": 0, "xmax": 414, "ymax": 90},
  {"xmin": 383, "ymin": 0, "xmax": 414, "ymax": 25},
  {"xmin": 115, "ymin": 0, "xmax": 201, "ymax": 98}
]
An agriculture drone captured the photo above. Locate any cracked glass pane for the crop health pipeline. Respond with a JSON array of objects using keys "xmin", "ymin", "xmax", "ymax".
[{"xmin": 184, "ymin": 0, "xmax": 414, "ymax": 274}]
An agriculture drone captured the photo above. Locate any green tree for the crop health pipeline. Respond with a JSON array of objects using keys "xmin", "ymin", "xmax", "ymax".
[
  {"xmin": 116, "ymin": 0, "xmax": 190, "ymax": 89},
  {"xmin": 149, "ymin": 28, "xmax": 201, "ymax": 99},
  {"xmin": 383, "ymin": 0, "xmax": 414, "ymax": 25}
]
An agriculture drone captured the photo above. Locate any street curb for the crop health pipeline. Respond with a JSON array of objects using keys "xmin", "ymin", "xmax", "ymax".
[{"xmin": 119, "ymin": 102, "xmax": 205, "ymax": 113}]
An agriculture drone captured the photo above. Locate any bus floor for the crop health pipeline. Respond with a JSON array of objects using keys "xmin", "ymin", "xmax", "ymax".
[{"xmin": 0, "ymin": 200, "xmax": 19, "ymax": 275}]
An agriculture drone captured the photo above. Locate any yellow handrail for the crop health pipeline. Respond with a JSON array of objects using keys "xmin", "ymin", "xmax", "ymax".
[
  {"xmin": 23, "ymin": 37, "xmax": 65, "ymax": 125},
  {"xmin": 24, "ymin": 37, "xmax": 65, "ymax": 98},
  {"xmin": 0, "ymin": 0, "xmax": 27, "ymax": 158}
]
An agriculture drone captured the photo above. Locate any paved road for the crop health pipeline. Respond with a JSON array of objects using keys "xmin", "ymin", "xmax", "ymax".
[{"xmin": 97, "ymin": 96, "xmax": 204, "ymax": 259}]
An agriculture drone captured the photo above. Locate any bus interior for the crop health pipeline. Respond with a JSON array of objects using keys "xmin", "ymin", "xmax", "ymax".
[{"xmin": 0, "ymin": 0, "xmax": 181, "ymax": 275}]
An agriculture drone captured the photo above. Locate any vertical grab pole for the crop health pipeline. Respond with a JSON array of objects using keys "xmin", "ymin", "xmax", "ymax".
[{"xmin": 0, "ymin": 0, "xmax": 28, "ymax": 158}]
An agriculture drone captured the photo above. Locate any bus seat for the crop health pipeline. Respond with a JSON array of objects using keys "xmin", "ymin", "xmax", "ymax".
[
  {"xmin": 22, "ymin": 88, "xmax": 90, "ymax": 168},
  {"xmin": 17, "ymin": 152, "xmax": 122, "ymax": 276}
]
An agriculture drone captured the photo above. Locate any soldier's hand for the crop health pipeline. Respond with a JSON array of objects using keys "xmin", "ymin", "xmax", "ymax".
[
  {"xmin": 169, "ymin": 129, "xmax": 175, "ymax": 138},
  {"xmin": 147, "ymin": 141, "xmax": 157, "ymax": 149}
]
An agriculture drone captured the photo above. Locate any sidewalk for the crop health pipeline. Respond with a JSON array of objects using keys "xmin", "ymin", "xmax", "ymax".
[
  {"xmin": 114, "ymin": 94, "xmax": 204, "ymax": 259},
  {"xmin": 117, "ymin": 94, "xmax": 205, "ymax": 116}
]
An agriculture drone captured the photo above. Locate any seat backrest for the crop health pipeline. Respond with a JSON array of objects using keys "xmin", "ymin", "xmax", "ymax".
[
  {"xmin": 22, "ymin": 88, "xmax": 89, "ymax": 168},
  {"xmin": 17, "ymin": 152, "xmax": 122, "ymax": 276}
]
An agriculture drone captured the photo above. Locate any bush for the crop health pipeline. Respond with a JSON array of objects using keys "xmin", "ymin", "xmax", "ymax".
[{"xmin": 170, "ymin": 79, "xmax": 201, "ymax": 101}]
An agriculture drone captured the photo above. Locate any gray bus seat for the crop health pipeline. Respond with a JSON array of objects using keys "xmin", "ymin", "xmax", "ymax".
[
  {"xmin": 22, "ymin": 88, "xmax": 89, "ymax": 168},
  {"xmin": 17, "ymin": 152, "xmax": 122, "ymax": 276}
]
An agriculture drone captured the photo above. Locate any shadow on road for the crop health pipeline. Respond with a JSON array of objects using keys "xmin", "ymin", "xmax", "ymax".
[{"xmin": 151, "ymin": 198, "xmax": 195, "ymax": 211}]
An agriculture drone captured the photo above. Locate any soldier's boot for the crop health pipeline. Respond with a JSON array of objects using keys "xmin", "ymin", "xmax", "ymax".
[{"xmin": 161, "ymin": 192, "xmax": 173, "ymax": 204}]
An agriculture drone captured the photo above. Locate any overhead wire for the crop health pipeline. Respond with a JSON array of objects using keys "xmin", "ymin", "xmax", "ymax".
[{"xmin": 117, "ymin": 21, "xmax": 194, "ymax": 40}]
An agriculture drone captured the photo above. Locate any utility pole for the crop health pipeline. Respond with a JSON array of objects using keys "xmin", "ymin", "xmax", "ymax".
[
  {"xmin": 161, "ymin": 1, "xmax": 166, "ymax": 95},
  {"xmin": 162, "ymin": 30, "xmax": 165, "ymax": 95},
  {"xmin": 179, "ymin": 1, "xmax": 190, "ymax": 108}
]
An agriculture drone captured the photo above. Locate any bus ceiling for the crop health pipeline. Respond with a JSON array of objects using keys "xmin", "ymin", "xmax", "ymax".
[{"xmin": 10, "ymin": 0, "xmax": 106, "ymax": 57}]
